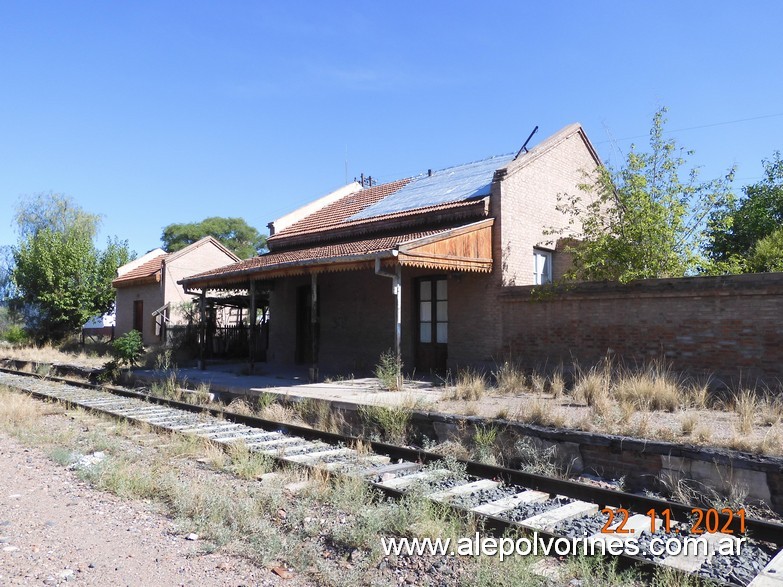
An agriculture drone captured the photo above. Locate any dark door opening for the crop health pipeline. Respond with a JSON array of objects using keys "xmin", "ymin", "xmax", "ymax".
[
  {"xmin": 132, "ymin": 300, "xmax": 144, "ymax": 334},
  {"xmin": 415, "ymin": 277, "xmax": 447, "ymax": 373},
  {"xmin": 295, "ymin": 285, "xmax": 319, "ymax": 364}
]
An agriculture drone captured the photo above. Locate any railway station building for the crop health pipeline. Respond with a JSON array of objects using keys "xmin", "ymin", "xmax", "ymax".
[{"xmin": 178, "ymin": 124, "xmax": 601, "ymax": 377}]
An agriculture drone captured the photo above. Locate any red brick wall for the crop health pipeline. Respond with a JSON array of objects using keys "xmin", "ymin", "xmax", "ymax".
[
  {"xmin": 267, "ymin": 267, "xmax": 502, "ymax": 375},
  {"xmin": 500, "ymin": 273, "xmax": 783, "ymax": 386}
]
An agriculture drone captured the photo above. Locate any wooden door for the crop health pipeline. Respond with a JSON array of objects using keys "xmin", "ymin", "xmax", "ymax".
[
  {"xmin": 132, "ymin": 300, "xmax": 144, "ymax": 334},
  {"xmin": 295, "ymin": 285, "xmax": 319, "ymax": 364},
  {"xmin": 415, "ymin": 277, "xmax": 448, "ymax": 373}
]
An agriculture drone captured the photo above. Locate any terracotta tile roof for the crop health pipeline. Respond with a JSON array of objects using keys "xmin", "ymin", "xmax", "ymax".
[
  {"xmin": 273, "ymin": 197, "xmax": 487, "ymax": 246},
  {"xmin": 111, "ymin": 254, "xmax": 166, "ymax": 287},
  {"xmin": 269, "ymin": 155, "xmax": 510, "ymax": 246},
  {"xmin": 270, "ymin": 178, "xmax": 412, "ymax": 241},
  {"xmin": 183, "ymin": 228, "xmax": 449, "ymax": 285}
]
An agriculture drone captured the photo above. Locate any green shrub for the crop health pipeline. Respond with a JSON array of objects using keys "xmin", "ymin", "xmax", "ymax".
[
  {"xmin": 2, "ymin": 324, "xmax": 28, "ymax": 344},
  {"xmin": 112, "ymin": 330, "xmax": 144, "ymax": 367}
]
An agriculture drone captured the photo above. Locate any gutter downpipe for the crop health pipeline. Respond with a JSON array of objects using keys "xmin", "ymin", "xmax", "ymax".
[{"xmin": 375, "ymin": 251, "xmax": 402, "ymax": 385}]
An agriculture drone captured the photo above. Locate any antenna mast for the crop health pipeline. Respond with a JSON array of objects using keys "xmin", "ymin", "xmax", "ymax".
[{"xmin": 514, "ymin": 126, "xmax": 539, "ymax": 160}]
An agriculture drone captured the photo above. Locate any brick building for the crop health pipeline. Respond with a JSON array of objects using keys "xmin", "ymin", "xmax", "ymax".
[
  {"xmin": 113, "ymin": 237, "xmax": 240, "ymax": 345},
  {"xmin": 180, "ymin": 124, "xmax": 601, "ymax": 374}
]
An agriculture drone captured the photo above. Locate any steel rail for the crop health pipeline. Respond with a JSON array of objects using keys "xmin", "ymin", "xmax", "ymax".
[{"xmin": 1, "ymin": 366, "xmax": 779, "ymax": 586}]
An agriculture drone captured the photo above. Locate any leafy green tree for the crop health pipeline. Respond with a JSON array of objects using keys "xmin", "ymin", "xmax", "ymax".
[
  {"xmin": 748, "ymin": 226, "xmax": 783, "ymax": 272},
  {"xmin": 552, "ymin": 108, "xmax": 735, "ymax": 282},
  {"xmin": 161, "ymin": 217, "xmax": 267, "ymax": 259},
  {"xmin": 10, "ymin": 193, "xmax": 132, "ymax": 341},
  {"xmin": 0, "ymin": 245, "xmax": 16, "ymax": 303},
  {"xmin": 706, "ymin": 152, "xmax": 783, "ymax": 269}
]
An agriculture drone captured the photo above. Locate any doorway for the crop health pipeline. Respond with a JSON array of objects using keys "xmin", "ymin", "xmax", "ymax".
[
  {"xmin": 132, "ymin": 300, "xmax": 144, "ymax": 334},
  {"xmin": 415, "ymin": 277, "xmax": 447, "ymax": 373},
  {"xmin": 295, "ymin": 285, "xmax": 319, "ymax": 364}
]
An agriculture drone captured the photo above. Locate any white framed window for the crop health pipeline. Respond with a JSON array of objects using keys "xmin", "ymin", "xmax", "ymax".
[{"xmin": 533, "ymin": 249, "xmax": 552, "ymax": 285}]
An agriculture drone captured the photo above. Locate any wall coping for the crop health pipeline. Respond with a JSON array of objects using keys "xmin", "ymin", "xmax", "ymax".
[{"xmin": 501, "ymin": 272, "xmax": 783, "ymax": 302}]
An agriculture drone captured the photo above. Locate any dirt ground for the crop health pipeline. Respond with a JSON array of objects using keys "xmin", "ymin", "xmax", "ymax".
[{"xmin": 0, "ymin": 431, "xmax": 306, "ymax": 587}]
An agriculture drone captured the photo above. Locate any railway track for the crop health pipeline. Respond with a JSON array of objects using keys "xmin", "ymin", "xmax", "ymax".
[{"xmin": 2, "ymin": 366, "xmax": 782, "ymax": 586}]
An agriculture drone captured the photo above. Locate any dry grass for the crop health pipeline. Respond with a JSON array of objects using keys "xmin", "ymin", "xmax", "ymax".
[
  {"xmin": 733, "ymin": 389, "xmax": 759, "ymax": 435},
  {"xmin": 760, "ymin": 393, "xmax": 783, "ymax": 427},
  {"xmin": 0, "ymin": 342, "xmax": 108, "ymax": 369},
  {"xmin": 462, "ymin": 403, "xmax": 479, "ymax": 416},
  {"xmin": 587, "ymin": 390, "xmax": 615, "ymax": 425},
  {"xmin": 693, "ymin": 424, "xmax": 712, "ymax": 443},
  {"xmin": 428, "ymin": 440, "xmax": 472, "ymax": 460},
  {"xmin": 685, "ymin": 381, "xmax": 712, "ymax": 409},
  {"xmin": 495, "ymin": 406, "xmax": 510, "ymax": 420},
  {"xmin": 150, "ymin": 372, "xmax": 183, "ymax": 401},
  {"xmin": 549, "ymin": 371, "xmax": 566, "ymax": 398},
  {"xmin": 449, "ymin": 369, "xmax": 487, "ymax": 401},
  {"xmin": 293, "ymin": 398, "xmax": 347, "ymax": 434},
  {"xmin": 529, "ymin": 372, "xmax": 546, "ymax": 395},
  {"xmin": 571, "ymin": 361, "xmax": 696, "ymax": 415},
  {"xmin": 492, "ymin": 361, "xmax": 526, "ymax": 395},
  {"xmin": 759, "ymin": 428, "xmax": 783, "ymax": 455},
  {"xmin": 523, "ymin": 396, "xmax": 566, "ymax": 428},
  {"xmin": 257, "ymin": 403, "xmax": 306, "ymax": 426},
  {"xmin": 572, "ymin": 363, "xmax": 611, "ymax": 408},
  {"xmin": 622, "ymin": 413, "xmax": 652, "ymax": 438},
  {"xmin": 0, "ymin": 385, "xmax": 43, "ymax": 428},
  {"xmin": 191, "ymin": 382, "xmax": 212, "ymax": 406},
  {"xmin": 226, "ymin": 397, "xmax": 255, "ymax": 416},
  {"xmin": 1, "ymin": 376, "xmax": 777, "ymax": 586},
  {"xmin": 613, "ymin": 366, "xmax": 680, "ymax": 412},
  {"xmin": 681, "ymin": 413, "xmax": 698, "ymax": 436}
]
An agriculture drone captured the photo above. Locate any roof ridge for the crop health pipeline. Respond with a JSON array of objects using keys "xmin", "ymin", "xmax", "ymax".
[
  {"xmin": 166, "ymin": 235, "xmax": 240, "ymax": 262},
  {"xmin": 267, "ymin": 177, "xmax": 413, "ymax": 242},
  {"xmin": 424, "ymin": 152, "xmax": 516, "ymax": 175}
]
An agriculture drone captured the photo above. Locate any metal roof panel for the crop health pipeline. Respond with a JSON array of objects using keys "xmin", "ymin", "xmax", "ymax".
[{"xmin": 347, "ymin": 153, "xmax": 514, "ymax": 222}]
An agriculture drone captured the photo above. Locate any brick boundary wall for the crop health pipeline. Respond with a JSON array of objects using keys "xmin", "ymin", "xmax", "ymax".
[{"xmin": 499, "ymin": 272, "xmax": 783, "ymax": 388}]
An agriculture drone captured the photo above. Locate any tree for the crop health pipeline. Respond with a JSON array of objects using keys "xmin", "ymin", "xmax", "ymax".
[
  {"xmin": 552, "ymin": 108, "xmax": 735, "ymax": 282},
  {"xmin": 10, "ymin": 193, "xmax": 132, "ymax": 341},
  {"xmin": 748, "ymin": 226, "xmax": 783, "ymax": 272},
  {"xmin": 0, "ymin": 245, "xmax": 16, "ymax": 303},
  {"xmin": 706, "ymin": 152, "xmax": 783, "ymax": 269},
  {"xmin": 161, "ymin": 217, "xmax": 267, "ymax": 259}
]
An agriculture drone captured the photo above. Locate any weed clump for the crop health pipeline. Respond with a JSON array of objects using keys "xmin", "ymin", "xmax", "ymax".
[
  {"xmin": 358, "ymin": 403, "xmax": 410, "ymax": 445},
  {"xmin": 449, "ymin": 369, "xmax": 487, "ymax": 401},
  {"xmin": 492, "ymin": 361, "xmax": 526, "ymax": 395},
  {"xmin": 375, "ymin": 349, "xmax": 403, "ymax": 391}
]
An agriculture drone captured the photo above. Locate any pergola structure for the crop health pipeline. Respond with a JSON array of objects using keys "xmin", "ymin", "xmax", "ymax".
[{"xmin": 179, "ymin": 282, "xmax": 270, "ymax": 371}]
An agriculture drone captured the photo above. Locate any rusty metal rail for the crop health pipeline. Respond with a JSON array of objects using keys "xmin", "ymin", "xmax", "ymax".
[{"xmin": 2, "ymin": 366, "xmax": 781, "ymax": 586}]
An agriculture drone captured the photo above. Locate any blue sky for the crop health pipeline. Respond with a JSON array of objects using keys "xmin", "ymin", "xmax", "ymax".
[{"xmin": 1, "ymin": 1, "xmax": 782, "ymax": 257}]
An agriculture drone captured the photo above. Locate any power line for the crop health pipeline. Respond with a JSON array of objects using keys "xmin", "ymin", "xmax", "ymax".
[{"xmin": 595, "ymin": 112, "xmax": 783, "ymax": 145}]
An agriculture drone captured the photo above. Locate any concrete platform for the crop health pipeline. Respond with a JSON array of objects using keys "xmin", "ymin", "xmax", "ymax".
[{"xmin": 131, "ymin": 362, "xmax": 446, "ymax": 410}]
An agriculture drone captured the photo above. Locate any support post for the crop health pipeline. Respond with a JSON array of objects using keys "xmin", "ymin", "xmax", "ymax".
[
  {"xmin": 248, "ymin": 280, "xmax": 257, "ymax": 374},
  {"xmin": 198, "ymin": 289, "xmax": 206, "ymax": 370},
  {"xmin": 375, "ymin": 256, "xmax": 403, "ymax": 388},
  {"xmin": 310, "ymin": 272, "xmax": 319, "ymax": 382},
  {"xmin": 393, "ymin": 264, "xmax": 402, "ymax": 389}
]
